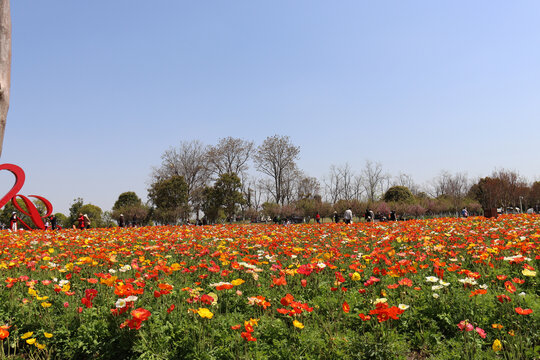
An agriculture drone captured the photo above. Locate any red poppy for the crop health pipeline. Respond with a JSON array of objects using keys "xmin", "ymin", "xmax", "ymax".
[
  {"xmin": 132, "ymin": 308, "xmax": 151, "ymax": 322},
  {"xmin": 504, "ymin": 281, "xmax": 516, "ymax": 293},
  {"xmin": 515, "ymin": 307, "xmax": 533, "ymax": 315},
  {"xmin": 358, "ymin": 313, "xmax": 371, "ymax": 321},
  {"xmin": 342, "ymin": 301, "xmax": 350, "ymax": 313}
]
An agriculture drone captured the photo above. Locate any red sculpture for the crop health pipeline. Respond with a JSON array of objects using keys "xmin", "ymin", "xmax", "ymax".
[{"xmin": 0, "ymin": 163, "xmax": 54, "ymax": 230}]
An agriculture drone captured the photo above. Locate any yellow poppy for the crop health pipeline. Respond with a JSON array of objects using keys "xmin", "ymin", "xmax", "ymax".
[
  {"xmin": 21, "ymin": 332, "xmax": 33, "ymax": 339},
  {"xmin": 293, "ymin": 320, "xmax": 304, "ymax": 329}
]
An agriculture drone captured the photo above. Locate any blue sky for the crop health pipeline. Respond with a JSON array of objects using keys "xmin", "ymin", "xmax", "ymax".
[{"xmin": 2, "ymin": 1, "xmax": 540, "ymax": 214}]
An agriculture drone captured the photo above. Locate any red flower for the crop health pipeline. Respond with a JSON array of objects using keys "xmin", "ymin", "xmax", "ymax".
[
  {"xmin": 504, "ymin": 281, "xmax": 516, "ymax": 293},
  {"xmin": 342, "ymin": 301, "xmax": 350, "ymax": 313},
  {"xmin": 272, "ymin": 275, "xmax": 287, "ymax": 286},
  {"xmin": 132, "ymin": 308, "xmax": 151, "ymax": 321},
  {"xmin": 358, "ymin": 313, "xmax": 371, "ymax": 321},
  {"xmin": 280, "ymin": 294, "xmax": 294, "ymax": 306},
  {"xmin": 0, "ymin": 325, "xmax": 10, "ymax": 340},
  {"xmin": 167, "ymin": 304, "xmax": 175, "ymax": 313},
  {"xmin": 335, "ymin": 272, "xmax": 346, "ymax": 283},
  {"xmin": 241, "ymin": 331, "xmax": 256, "ymax": 341},
  {"xmin": 497, "ymin": 294, "xmax": 511, "ymax": 303},
  {"xmin": 515, "ymin": 307, "xmax": 533, "ymax": 315}
]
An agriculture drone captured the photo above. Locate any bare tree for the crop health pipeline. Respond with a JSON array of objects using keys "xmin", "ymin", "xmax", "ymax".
[
  {"xmin": 352, "ymin": 175, "xmax": 365, "ymax": 201},
  {"xmin": 430, "ymin": 171, "xmax": 469, "ymax": 199},
  {"xmin": 394, "ymin": 173, "xmax": 421, "ymax": 195},
  {"xmin": 281, "ymin": 166, "xmax": 303, "ymax": 204},
  {"xmin": 324, "ymin": 164, "xmax": 359, "ymax": 202},
  {"xmin": 152, "ymin": 140, "xmax": 210, "ymax": 217},
  {"xmin": 206, "ymin": 137, "xmax": 254, "ymax": 178},
  {"xmin": 324, "ymin": 165, "xmax": 342, "ymax": 204},
  {"xmin": 338, "ymin": 163, "xmax": 356, "ymax": 200},
  {"xmin": 361, "ymin": 160, "xmax": 390, "ymax": 202},
  {"xmin": 253, "ymin": 135, "xmax": 300, "ymax": 205},
  {"xmin": 296, "ymin": 174, "xmax": 320, "ymax": 200},
  {"xmin": 0, "ymin": 0, "xmax": 11, "ymax": 156}
]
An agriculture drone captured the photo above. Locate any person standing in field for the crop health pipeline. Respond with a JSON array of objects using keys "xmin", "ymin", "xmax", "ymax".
[
  {"xmin": 49, "ymin": 214, "xmax": 57, "ymax": 230},
  {"xmin": 9, "ymin": 212, "xmax": 17, "ymax": 231},
  {"xmin": 333, "ymin": 211, "xmax": 339, "ymax": 223},
  {"xmin": 343, "ymin": 208, "xmax": 353, "ymax": 224},
  {"xmin": 77, "ymin": 213, "xmax": 85, "ymax": 230},
  {"xmin": 118, "ymin": 214, "xmax": 125, "ymax": 227},
  {"xmin": 315, "ymin": 212, "xmax": 321, "ymax": 224},
  {"xmin": 84, "ymin": 214, "xmax": 91, "ymax": 229}
]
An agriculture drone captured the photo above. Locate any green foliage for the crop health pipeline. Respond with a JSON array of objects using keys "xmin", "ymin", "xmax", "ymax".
[
  {"xmin": 112, "ymin": 192, "xmax": 149, "ymax": 226},
  {"xmin": 148, "ymin": 175, "xmax": 188, "ymax": 224},
  {"xmin": 384, "ymin": 186, "xmax": 414, "ymax": 203},
  {"xmin": 79, "ymin": 204, "xmax": 104, "ymax": 228},
  {"xmin": 54, "ymin": 212, "xmax": 69, "ymax": 228},
  {"xmin": 113, "ymin": 192, "xmax": 142, "ymax": 210},
  {"xmin": 68, "ymin": 197, "xmax": 84, "ymax": 226},
  {"xmin": 202, "ymin": 173, "xmax": 245, "ymax": 223}
]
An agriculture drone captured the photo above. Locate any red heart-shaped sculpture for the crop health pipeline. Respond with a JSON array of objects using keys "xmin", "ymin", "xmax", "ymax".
[{"xmin": 0, "ymin": 163, "xmax": 26, "ymax": 209}]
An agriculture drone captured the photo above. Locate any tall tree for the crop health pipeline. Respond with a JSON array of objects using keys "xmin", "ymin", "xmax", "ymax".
[
  {"xmin": 0, "ymin": 0, "xmax": 11, "ymax": 156},
  {"xmin": 113, "ymin": 191, "xmax": 142, "ymax": 209},
  {"xmin": 68, "ymin": 198, "xmax": 84, "ymax": 226},
  {"xmin": 203, "ymin": 173, "xmax": 245, "ymax": 222},
  {"xmin": 152, "ymin": 140, "xmax": 210, "ymax": 217},
  {"xmin": 253, "ymin": 135, "xmax": 300, "ymax": 205},
  {"xmin": 296, "ymin": 175, "xmax": 321, "ymax": 200},
  {"xmin": 112, "ymin": 191, "xmax": 148, "ymax": 225},
  {"xmin": 206, "ymin": 137, "xmax": 254, "ymax": 177},
  {"xmin": 361, "ymin": 160, "xmax": 389, "ymax": 203},
  {"xmin": 147, "ymin": 175, "xmax": 188, "ymax": 224}
]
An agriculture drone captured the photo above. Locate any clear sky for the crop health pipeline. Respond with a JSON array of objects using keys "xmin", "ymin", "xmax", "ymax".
[{"xmin": 2, "ymin": 1, "xmax": 540, "ymax": 215}]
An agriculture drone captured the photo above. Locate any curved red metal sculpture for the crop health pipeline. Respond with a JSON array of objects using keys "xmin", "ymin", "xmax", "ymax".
[{"xmin": 0, "ymin": 163, "xmax": 54, "ymax": 230}]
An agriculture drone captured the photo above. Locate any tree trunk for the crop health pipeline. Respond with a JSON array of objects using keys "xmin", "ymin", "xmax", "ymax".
[{"xmin": 0, "ymin": 0, "xmax": 10, "ymax": 157}]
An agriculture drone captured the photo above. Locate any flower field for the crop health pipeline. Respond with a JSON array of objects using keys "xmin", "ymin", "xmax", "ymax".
[{"xmin": 0, "ymin": 215, "xmax": 538, "ymax": 359}]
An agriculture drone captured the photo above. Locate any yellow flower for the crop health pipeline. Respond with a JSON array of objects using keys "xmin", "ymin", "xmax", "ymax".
[
  {"xmin": 244, "ymin": 318, "xmax": 259, "ymax": 327},
  {"xmin": 43, "ymin": 332, "xmax": 53, "ymax": 338},
  {"xmin": 21, "ymin": 332, "xmax": 33, "ymax": 339},
  {"xmin": 35, "ymin": 342, "xmax": 46, "ymax": 349},
  {"xmin": 41, "ymin": 302, "xmax": 52, "ymax": 308},
  {"xmin": 522, "ymin": 269, "xmax": 536, "ymax": 277},
  {"xmin": 36, "ymin": 296, "xmax": 49, "ymax": 301},
  {"xmin": 28, "ymin": 288, "xmax": 37, "ymax": 297},
  {"xmin": 351, "ymin": 272, "xmax": 361, "ymax": 281},
  {"xmin": 492, "ymin": 339, "xmax": 502, "ymax": 352},
  {"xmin": 26, "ymin": 338, "xmax": 36, "ymax": 345},
  {"xmin": 231, "ymin": 279, "xmax": 245, "ymax": 286},
  {"xmin": 492, "ymin": 323, "xmax": 503, "ymax": 330},
  {"xmin": 197, "ymin": 308, "xmax": 214, "ymax": 319},
  {"xmin": 293, "ymin": 320, "xmax": 304, "ymax": 329}
]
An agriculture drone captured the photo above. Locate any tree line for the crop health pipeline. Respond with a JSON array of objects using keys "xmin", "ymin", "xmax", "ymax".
[{"xmin": 2, "ymin": 135, "xmax": 538, "ymax": 228}]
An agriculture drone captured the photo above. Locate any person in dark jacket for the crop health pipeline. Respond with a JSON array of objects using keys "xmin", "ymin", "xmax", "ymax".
[
  {"xmin": 50, "ymin": 214, "xmax": 57, "ymax": 230},
  {"xmin": 118, "ymin": 214, "xmax": 125, "ymax": 227}
]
